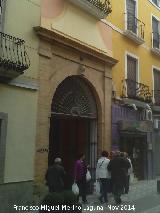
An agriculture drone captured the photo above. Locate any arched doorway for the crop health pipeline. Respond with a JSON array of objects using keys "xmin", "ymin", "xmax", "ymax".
[{"xmin": 49, "ymin": 76, "xmax": 98, "ymax": 190}]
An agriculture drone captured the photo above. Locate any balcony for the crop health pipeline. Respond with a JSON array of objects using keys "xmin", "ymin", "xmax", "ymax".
[
  {"xmin": 123, "ymin": 12, "xmax": 145, "ymax": 45},
  {"xmin": 122, "ymin": 79, "xmax": 152, "ymax": 103},
  {"xmin": 68, "ymin": 0, "xmax": 112, "ymax": 19},
  {"xmin": 0, "ymin": 32, "xmax": 30, "ymax": 81},
  {"xmin": 151, "ymin": 32, "xmax": 160, "ymax": 56}
]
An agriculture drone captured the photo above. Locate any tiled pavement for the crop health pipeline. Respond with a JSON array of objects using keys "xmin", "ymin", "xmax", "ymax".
[
  {"xmin": 25, "ymin": 178, "xmax": 160, "ymax": 213},
  {"xmin": 82, "ymin": 178, "xmax": 160, "ymax": 213}
]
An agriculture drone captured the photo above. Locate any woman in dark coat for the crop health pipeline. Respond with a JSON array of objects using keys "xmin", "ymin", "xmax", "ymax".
[
  {"xmin": 108, "ymin": 151, "xmax": 130, "ymax": 204},
  {"xmin": 74, "ymin": 153, "xmax": 88, "ymax": 204},
  {"xmin": 45, "ymin": 158, "xmax": 65, "ymax": 193}
]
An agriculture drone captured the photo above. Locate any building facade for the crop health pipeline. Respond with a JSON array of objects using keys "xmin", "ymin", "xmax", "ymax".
[
  {"xmin": 0, "ymin": 0, "xmax": 40, "ymax": 212},
  {"xmin": 34, "ymin": 0, "xmax": 117, "ymax": 197},
  {"xmin": 106, "ymin": 0, "xmax": 160, "ymax": 180}
]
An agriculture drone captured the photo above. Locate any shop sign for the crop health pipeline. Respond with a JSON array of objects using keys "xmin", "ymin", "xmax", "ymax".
[{"xmin": 118, "ymin": 120, "xmax": 153, "ymax": 132}]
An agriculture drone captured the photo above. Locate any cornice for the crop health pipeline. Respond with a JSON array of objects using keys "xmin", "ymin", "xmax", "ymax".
[{"xmin": 34, "ymin": 26, "xmax": 118, "ymax": 67}]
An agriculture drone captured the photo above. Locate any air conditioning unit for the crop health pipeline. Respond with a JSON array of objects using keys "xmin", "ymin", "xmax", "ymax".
[{"xmin": 154, "ymin": 119, "xmax": 160, "ymax": 129}]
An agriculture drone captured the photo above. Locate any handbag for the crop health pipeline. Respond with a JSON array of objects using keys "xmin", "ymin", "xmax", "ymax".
[
  {"xmin": 86, "ymin": 169, "xmax": 91, "ymax": 182},
  {"xmin": 72, "ymin": 182, "xmax": 79, "ymax": 195}
]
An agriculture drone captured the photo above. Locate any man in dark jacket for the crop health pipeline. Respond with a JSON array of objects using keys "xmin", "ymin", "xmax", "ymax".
[
  {"xmin": 107, "ymin": 151, "xmax": 130, "ymax": 204},
  {"xmin": 45, "ymin": 158, "xmax": 65, "ymax": 192}
]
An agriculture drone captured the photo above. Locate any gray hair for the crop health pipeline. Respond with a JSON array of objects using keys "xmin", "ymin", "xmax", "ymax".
[{"xmin": 54, "ymin": 158, "xmax": 62, "ymax": 163}]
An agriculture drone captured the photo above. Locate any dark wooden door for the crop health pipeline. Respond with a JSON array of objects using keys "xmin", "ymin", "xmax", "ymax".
[
  {"xmin": 152, "ymin": 17, "xmax": 159, "ymax": 48},
  {"xmin": 154, "ymin": 69, "xmax": 160, "ymax": 104},
  {"xmin": 127, "ymin": 0, "xmax": 136, "ymax": 33},
  {"xmin": 127, "ymin": 55, "xmax": 137, "ymax": 97},
  {"xmin": 49, "ymin": 116, "xmax": 90, "ymax": 189}
]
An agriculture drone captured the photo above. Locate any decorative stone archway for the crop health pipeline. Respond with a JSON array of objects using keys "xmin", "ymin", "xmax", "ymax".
[
  {"xmin": 49, "ymin": 76, "xmax": 98, "ymax": 189},
  {"xmin": 34, "ymin": 27, "xmax": 117, "ymax": 198},
  {"xmin": 52, "ymin": 76, "xmax": 97, "ymax": 118}
]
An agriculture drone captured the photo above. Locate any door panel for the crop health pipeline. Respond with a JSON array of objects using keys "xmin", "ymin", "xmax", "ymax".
[
  {"xmin": 154, "ymin": 69, "xmax": 160, "ymax": 104},
  {"xmin": 127, "ymin": 0, "xmax": 136, "ymax": 33},
  {"xmin": 152, "ymin": 17, "xmax": 159, "ymax": 48},
  {"xmin": 49, "ymin": 116, "xmax": 90, "ymax": 189},
  {"xmin": 127, "ymin": 55, "xmax": 137, "ymax": 97}
]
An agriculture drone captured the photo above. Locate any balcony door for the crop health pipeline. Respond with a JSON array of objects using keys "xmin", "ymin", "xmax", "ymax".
[
  {"xmin": 126, "ymin": 0, "xmax": 137, "ymax": 33},
  {"xmin": 154, "ymin": 68, "xmax": 160, "ymax": 105},
  {"xmin": 152, "ymin": 17, "xmax": 159, "ymax": 49},
  {"xmin": 127, "ymin": 55, "xmax": 137, "ymax": 98}
]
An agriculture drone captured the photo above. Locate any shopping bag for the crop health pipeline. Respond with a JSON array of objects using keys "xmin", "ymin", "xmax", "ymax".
[
  {"xmin": 72, "ymin": 182, "xmax": 79, "ymax": 195},
  {"xmin": 130, "ymin": 173, "xmax": 134, "ymax": 184},
  {"xmin": 86, "ymin": 170, "xmax": 91, "ymax": 182},
  {"xmin": 95, "ymin": 180, "xmax": 100, "ymax": 196}
]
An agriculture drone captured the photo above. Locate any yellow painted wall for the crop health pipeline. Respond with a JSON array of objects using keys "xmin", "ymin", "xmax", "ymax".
[
  {"xmin": 0, "ymin": 0, "xmax": 40, "ymax": 182},
  {"xmin": 107, "ymin": 0, "xmax": 160, "ymax": 97},
  {"xmin": 0, "ymin": 85, "xmax": 37, "ymax": 182},
  {"xmin": 41, "ymin": 0, "xmax": 113, "ymax": 56}
]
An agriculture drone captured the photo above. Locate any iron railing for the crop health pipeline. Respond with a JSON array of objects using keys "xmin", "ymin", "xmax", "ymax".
[
  {"xmin": 152, "ymin": 32, "xmax": 160, "ymax": 49},
  {"xmin": 0, "ymin": 32, "xmax": 30, "ymax": 79},
  {"xmin": 122, "ymin": 79, "xmax": 152, "ymax": 103},
  {"xmin": 126, "ymin": 12, "xmax": 145, "ymax": 39},
  {"xmin": 153, "ymin": 90, "xmax": 160, "ymax": 105},
  {"xmin": 87, "ymin": 0, "xmax": 112, "ymax": 15}
]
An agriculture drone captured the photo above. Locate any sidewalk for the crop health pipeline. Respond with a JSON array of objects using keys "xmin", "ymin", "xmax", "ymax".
[
  {"xmin": 83, "ymin": 178, "xmax": 160, "ymax": 213},
  {"xmin": 25, "ymin": 178, "xmax": 160, "ymax": 213}
]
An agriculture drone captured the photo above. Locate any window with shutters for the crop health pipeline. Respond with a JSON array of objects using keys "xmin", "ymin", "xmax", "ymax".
[
  {"xmin": 126, "ymin": 55, "xmax": 138, "ymax": 98},
  {"xmin": 0, "ymin": 113, "xmax": 7, "ymax": 183},
  {"xmin": 126, "ymin": 0, "xmax": 137, "ymax": 33},
  {"xmin": 152, "ymin": 17, "xmax": 160, "ymax": 49},
  {"xmin": 124, "ymin": 0, "xmax": 145, "ymax": 44},
  {"xmin": 153, "ymin": 68, "xmax": 160, "ymax": 105},
  {"xmin": 122, "ymin": 54, "xmax": 151, "ymax": 102},
  {"xmin": 152, "ymin": 0, "xmax": 160, "ymax": 7}
]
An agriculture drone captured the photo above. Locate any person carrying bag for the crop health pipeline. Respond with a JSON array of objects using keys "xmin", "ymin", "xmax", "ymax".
[
  {"xmin": 96, "ymin": 151, "xmax": 111, "ymax": 204},
  {"xmin": 73, "ymin": 153, "xmax": 88, "ymax": 204}
]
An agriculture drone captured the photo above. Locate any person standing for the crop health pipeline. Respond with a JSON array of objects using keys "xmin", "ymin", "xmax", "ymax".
[
  {"xmin": 96, "ymin": 151, "xmax": 111, "ymax": 204},
  {"xmin": 74, "ymin": 153, "xmax": 88, "ymax": 204},
  {"xmin": 124, "ymin": 152, "xmax": 133, "ymax": 194},
  {"xmin": 108, "ymin": 151, "xmax": 131, "ymax": 204},
  {"xmin": 45, "ymin": 158, "xmax": 65, "ymax": 193}
]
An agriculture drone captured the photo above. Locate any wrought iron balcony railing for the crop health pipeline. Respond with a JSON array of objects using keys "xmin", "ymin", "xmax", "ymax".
[
  {"xmin": 69, "ymin": 0, "xmax": 112, "ymax": 19},
  {"xmin": 0, "ymin": 32, "xmax": 30, "ymax": 80},
  {"xmin": 122, "ymin": 79, "xmax": 152, "ymax": 103},
  {"xmin": 152, "ymin": 32, "xmax": 160, "ymax": 49},
  {"xmin": 153, "ymin": 90, "xmax": 160, "ymax": 105},
  {"xmin": 125, "ymin": 12, "xmax": 145, "ymax": 40}
]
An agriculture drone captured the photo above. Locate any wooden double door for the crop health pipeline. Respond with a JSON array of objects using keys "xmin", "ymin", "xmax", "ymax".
[{"xmin": 49, "ymin": 115, "xmax": 97, "ymax": 189}]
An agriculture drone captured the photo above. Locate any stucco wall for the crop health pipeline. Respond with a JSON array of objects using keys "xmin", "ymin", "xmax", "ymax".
[
  {"xmin": 0, "ymin": 85, "xmax": 37, "ymax": 182},
  {"xmin": 0, "ymin": 0, "xmax": 40, "ymax": 182},
  {"xmin": 41, "ymin": 0, "xmax": 113, "ymax": 56},
  {"xmin": 107, "ymin": 0, "xmax": 160, "ymax": 98}
]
